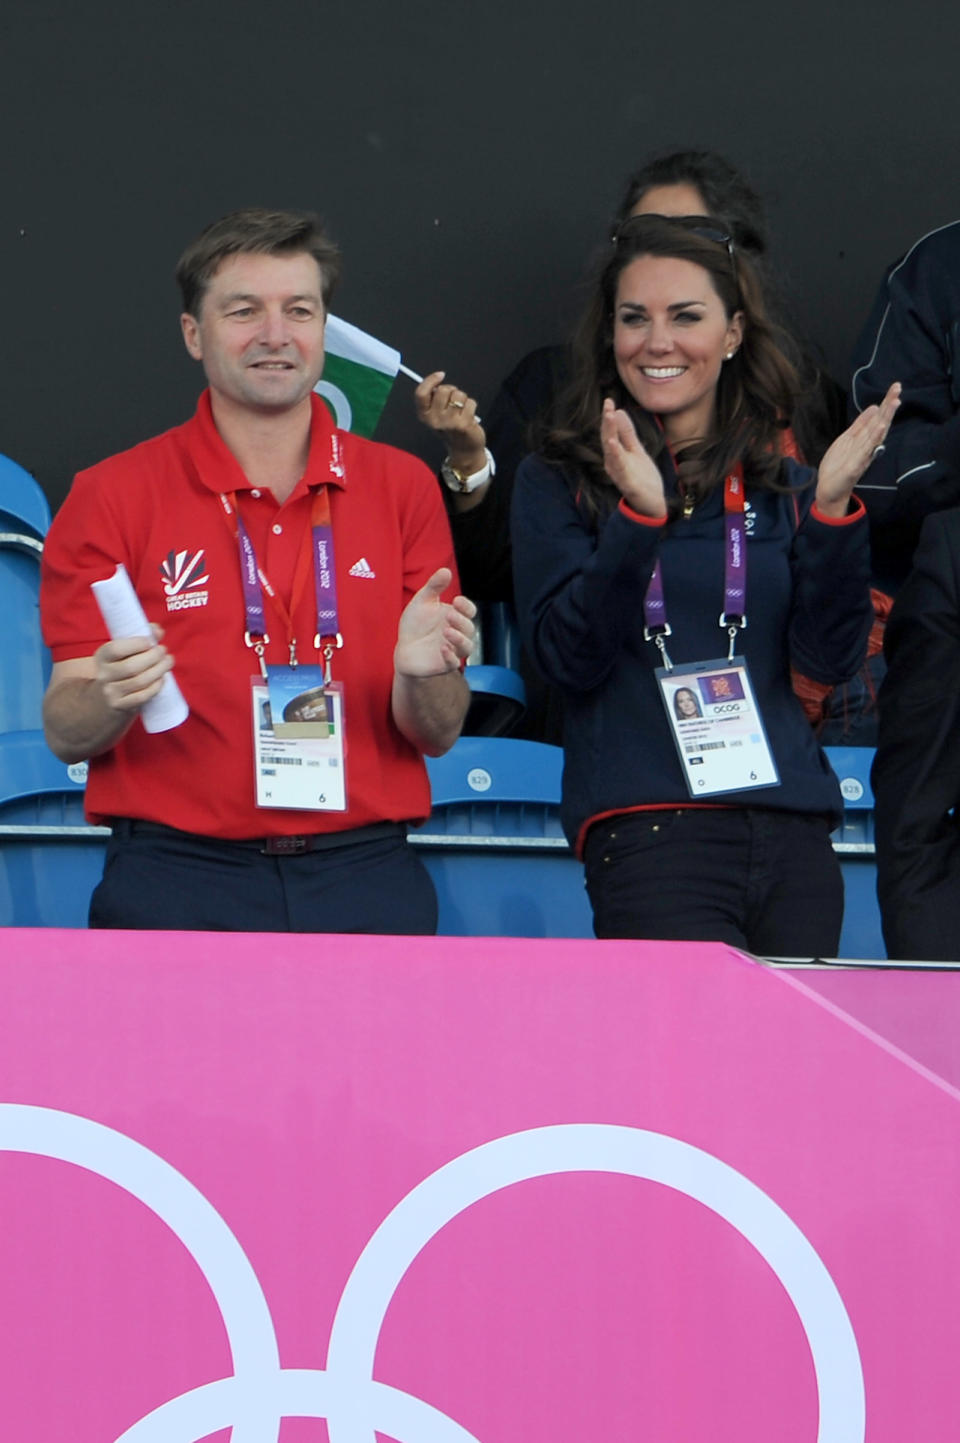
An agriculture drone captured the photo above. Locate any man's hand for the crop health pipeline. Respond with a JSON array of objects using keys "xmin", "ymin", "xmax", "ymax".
[
  {"xmin": 394, "ymin": 568, "xmax": 476, "ymax": 677},
  {"xmin": 391, "ymin": 570, "xmax": 476, "ymax": 756},
  {"xmin": 94, "ymin": 625, "xmax": 174, "ymax": 714},
  {"xmin": 43, "ymin": 625, "xmax": 174, "ymax": 763},
  {"xmin": 816, "ymin": 382, "xmax": 902, "ymax": 516},
  {"xmin": 415, "ymin": 370, "xmax": 488, "ymax": 479},
  {"xmin": 600, "ymin": 399, "xmax": 668, "ymax": 518}
]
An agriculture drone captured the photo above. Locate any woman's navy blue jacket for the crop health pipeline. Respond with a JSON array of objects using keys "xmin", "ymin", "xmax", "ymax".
[{"xmin": 512, "ymin": 449, "xmax": 872, "ymax": 852}]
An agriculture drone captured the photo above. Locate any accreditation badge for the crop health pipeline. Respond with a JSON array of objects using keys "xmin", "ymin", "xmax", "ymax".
[
  {"xmin": 252, "ymin": 679, "xmax": 347, "ymax": 812},
  {"xmin": 656, "ymin": 658, "xmax": 779, "ymax": 798}
]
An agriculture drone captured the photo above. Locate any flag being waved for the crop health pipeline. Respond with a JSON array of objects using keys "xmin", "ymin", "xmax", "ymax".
[{"xmin": 316, "ymin": 315, "xmax": 422, "ymax": 438}]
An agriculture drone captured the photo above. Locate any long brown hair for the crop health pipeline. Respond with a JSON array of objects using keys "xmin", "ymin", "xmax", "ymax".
[{"xmin": 541, "ymin": 215, "xmax": 802, "ymax": 519}]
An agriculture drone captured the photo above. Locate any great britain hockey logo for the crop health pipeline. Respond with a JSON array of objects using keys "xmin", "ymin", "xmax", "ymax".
[{"xmin": 160, "ymin": 549, "xmax": 210, "ymax": 612}]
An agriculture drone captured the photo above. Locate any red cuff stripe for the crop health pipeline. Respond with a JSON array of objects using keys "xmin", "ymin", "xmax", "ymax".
[
  {"xmin": 811, "ymin": 496, "xmax": 866, "ymax": 527},
  {"xmin": 618, "ymin": 499, "xmax": 667, "ymax": 527}
]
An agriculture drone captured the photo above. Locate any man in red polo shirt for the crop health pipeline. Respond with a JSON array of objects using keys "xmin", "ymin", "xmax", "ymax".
[{"xmin": 40, "ymin": 208, "xmax": 475, "ymax": 933}]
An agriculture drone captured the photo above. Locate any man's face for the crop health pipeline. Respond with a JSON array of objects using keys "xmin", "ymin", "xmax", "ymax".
[{"xmin": 180, "ymin": 250, "xmax": 326, "ymax": 416}]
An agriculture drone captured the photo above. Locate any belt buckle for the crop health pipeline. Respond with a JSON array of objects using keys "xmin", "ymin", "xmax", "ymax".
[{"xmin": 263, "ymin": 835, "xmax": 309, "ymax": 856}]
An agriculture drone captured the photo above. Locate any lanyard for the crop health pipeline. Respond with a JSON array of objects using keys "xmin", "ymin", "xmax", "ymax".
[
  {"xmin": 218, "ymin": 434, "xmax": 345, "ymax": 680},
  {"xmin": 643, "ymin": 468, "xmax": 748, "ymax": 670}
]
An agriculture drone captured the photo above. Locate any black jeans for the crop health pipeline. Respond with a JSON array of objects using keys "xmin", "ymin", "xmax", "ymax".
[
  {"xmin": 90, "ymin": 821, "xmax": 438, "ymax": 934},
  {"xmin": 583, "ymin": 808, "xmax": 844, "ymax": 957}
]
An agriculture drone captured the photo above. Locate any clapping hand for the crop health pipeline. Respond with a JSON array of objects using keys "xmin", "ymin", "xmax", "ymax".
[
  {"xmin": 600, "ymin": 399, "xmax": 667, "ymax": 519},
  {"xmin": 395, "ymin": 568, "xmax": 477, "ymax": 677},
  {"xmin": 815, "ymin": 382, "xmax": 901, "ymax": 516}
]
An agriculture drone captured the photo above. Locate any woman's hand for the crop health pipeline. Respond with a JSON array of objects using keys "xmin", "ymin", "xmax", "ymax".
[
  {"xmin": 414, "ymin": 370, "xmax": 487, "ymax": 478},
  {"xmin": 815, "ymin": 382, "xmax": 901, "ymax": 517},
  {"xmin": 600, "ymin": 399, "xmax": 667, "ymax": 518}
]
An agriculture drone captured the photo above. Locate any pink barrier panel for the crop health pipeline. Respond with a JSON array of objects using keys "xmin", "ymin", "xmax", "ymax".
[
  {"xmin": 799, "ymin": 967, "xmax": 960, "ymax": 1088},
  {"xmin": 0, "ymin": 930, "xmax": 958, "ymax": 1442}
]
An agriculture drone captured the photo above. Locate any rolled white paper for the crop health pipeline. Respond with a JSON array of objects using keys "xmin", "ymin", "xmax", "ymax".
[{"xmin": 90, "ymin": 564, "xmax": 189, "ymax": 733}]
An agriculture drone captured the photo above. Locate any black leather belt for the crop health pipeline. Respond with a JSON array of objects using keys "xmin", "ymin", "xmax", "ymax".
[{"xmin": 109, "ymin": 818, "xmax": 406, "ymax": 855}]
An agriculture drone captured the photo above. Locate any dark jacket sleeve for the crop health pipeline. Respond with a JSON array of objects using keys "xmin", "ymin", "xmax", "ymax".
[
  {"xmin": 511, "ymin": 454, "xmax": 663, "ymax": 692},
  {"xmin": 789, "ymin": 488, "xmax": 873, "ymax": 685},
  {"xmin": 849, "ymin": 231, "xmax": 960, "ymax": 586},
  {"xmin": 872, "ymin": 510, "xmax": 960, "ymax": 959}
]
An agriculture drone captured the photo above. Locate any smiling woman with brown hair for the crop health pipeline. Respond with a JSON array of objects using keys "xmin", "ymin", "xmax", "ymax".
[{"xmin": 511, "ymin": 215, "xmax": 899, "ymax": 955}]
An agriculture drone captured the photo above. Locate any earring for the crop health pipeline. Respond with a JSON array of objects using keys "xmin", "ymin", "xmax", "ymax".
[{"xmin": 725, "ymin": 351, "xmax": 735, "ymax": 361}]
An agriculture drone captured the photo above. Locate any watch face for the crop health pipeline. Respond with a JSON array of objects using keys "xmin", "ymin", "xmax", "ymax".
[{"xmin": 443, "ymin": 454, "xmax": 491, "ymax": 493}]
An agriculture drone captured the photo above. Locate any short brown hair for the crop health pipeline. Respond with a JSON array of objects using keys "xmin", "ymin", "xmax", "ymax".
[{"xmin": 176, "ymin": 207, "xmax": 341, "ymax": 316}]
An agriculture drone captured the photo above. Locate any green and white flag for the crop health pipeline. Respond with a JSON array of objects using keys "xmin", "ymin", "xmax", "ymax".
[{"xmin": 316, "ymin": 315, "xmax": 421, "ymax": 437}]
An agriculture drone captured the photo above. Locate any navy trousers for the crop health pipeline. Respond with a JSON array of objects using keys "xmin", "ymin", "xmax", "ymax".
[{"xmin": 90, "ymin": 821, "xmax": 438, "ymax": 934}]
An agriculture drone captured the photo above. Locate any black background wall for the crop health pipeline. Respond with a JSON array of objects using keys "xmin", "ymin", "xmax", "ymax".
[{"xmin": 2, "ymin": 0, "xmax": 957, "ymax": 509}]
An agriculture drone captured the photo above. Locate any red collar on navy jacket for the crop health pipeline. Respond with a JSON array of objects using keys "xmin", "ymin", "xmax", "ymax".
[{"xmin": 176, "ymin": 390, "xmax": 347, "ymax": 498}]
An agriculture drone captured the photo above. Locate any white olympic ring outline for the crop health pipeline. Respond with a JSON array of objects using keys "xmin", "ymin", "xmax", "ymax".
[
  {"xmin": 314, "ymin": 379, "xmax": 353, "ymax": 431},
  {"xmin": 0, "ymin": 1107, "xmax": 864, "ymax": 1443}
]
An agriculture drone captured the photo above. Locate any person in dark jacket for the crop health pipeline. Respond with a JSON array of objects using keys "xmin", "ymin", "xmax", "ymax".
[
  {"xmin": 416, "ymin": 150, "xmax": 846, "ymax": 743},
  {"xmin": 511, "ymin": 215, "xmax": 899, "ymax": 954},
  {"xmin": 873, "ymin": 507, "xmax": 960, "ymax": 960},
  {"xmin": 850, "ymin": 221, "xmax": 960, "ymax": 594}
]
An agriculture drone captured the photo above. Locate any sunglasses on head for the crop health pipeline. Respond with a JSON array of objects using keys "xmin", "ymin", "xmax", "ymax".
[
  {"xmin": 611, "ymin": 213, "xmax": 738, "ymax": 290},
  {"xmin": 611, "ymin": 212, "xmax": 734, "ymax": 249}
]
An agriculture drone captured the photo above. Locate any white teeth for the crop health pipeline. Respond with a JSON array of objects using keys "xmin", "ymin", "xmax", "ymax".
[{"xmin": 642, "ymin": 367, "xmax": 685, "ymax": 378}]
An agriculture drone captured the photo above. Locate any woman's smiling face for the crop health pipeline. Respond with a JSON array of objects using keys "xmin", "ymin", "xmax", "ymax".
[{"xmin": 612, "ymin": 253, "xmax": 743, "ymax": 445}]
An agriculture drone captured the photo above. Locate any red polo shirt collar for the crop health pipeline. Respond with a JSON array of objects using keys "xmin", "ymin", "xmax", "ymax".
[{"xmin": 177, "ymin": 390, "xmax": 347, "ymax": 500}]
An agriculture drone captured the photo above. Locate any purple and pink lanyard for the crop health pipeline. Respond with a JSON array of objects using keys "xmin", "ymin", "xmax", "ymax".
[
  {"xmin": 643, "ymin": 468, "xmax": 747, "ymax": 668},
  {"xmin": 218, "ymin": 434, "xmax": 344, "ymax": 682}
]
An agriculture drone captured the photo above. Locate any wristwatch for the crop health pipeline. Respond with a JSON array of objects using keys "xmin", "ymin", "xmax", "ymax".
[{"xmin": 441, "ymin": 449, "xmax": 496, "ymax": 494}]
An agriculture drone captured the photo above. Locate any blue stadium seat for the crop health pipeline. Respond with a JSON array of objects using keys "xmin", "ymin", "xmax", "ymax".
[
  {"xmin": 418, "ymin": 737, "xmax": 592, "ymax": 938},
  {"xmin": 460, "ymin": 602, "xmax": 528, "ymax": 736},
  {"xmin": 0, "ymin": 453, "xmax": 51, "ymax": 541},
  {"xmin": 463, "ymin": 664, "xmax": 526, "ymax": 737},
  {"xmin": 825, "ymin": 746, "xmax": 883, "ymax": 959},
  {"xmin": 0, "ymin": 731, "xmax": 106, "ymax": 927},
  {"xmin": 0, "ymin": 454, "xmax": 52, "ymax": 733}
]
